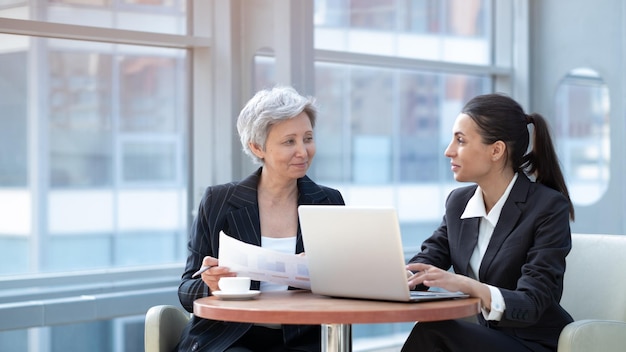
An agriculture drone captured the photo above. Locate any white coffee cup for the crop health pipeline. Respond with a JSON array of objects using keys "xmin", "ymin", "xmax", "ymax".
[{"xmin": 218, "ymin": 277, "xmax": 251, "ymax": 293}]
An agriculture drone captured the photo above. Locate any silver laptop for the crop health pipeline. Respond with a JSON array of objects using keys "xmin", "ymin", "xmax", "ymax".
[{"xmin": 298, "ymin": 205, "xmax": 469, "ymax": 302}]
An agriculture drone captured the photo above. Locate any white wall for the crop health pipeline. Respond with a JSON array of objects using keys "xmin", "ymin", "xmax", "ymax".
[{"xmin": 529, "ymin": 0, "xmax": 625, "ymax": 235}]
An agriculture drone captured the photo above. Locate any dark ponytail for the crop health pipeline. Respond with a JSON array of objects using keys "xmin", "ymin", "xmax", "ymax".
[{"xmin": 522, "ymin": 113, "xmax": 575, "ymax": 220}]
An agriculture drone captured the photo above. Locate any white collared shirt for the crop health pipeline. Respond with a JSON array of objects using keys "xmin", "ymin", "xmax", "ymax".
[{"xmin": 460, "ymin": 173, "xmax": 518, "ymax": 321}]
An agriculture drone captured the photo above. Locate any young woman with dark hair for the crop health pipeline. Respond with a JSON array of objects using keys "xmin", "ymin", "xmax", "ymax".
[{"xmin": 402, "ymin": 93, "xmax": 574, "ymax": 352}]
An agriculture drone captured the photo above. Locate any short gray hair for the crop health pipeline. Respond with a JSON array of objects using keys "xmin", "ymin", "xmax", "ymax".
[{"xmin": 237, "ymin": 86, "xmax": 317, "ymax": 164}]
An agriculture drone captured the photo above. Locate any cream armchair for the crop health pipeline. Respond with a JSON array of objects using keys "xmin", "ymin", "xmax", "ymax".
[
  {"xmin": 557, "ymin": 234, "xmax": 626, "ymax": 352},
  {"xmin": 145, "ymin": 304, "xmax": 190, "ymax": 352}
]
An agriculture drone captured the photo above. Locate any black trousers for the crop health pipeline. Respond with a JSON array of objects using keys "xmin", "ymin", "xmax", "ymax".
[
  {"xmin": 225, "ymin": 326, "xmax": 288, "ymax": 352},
  {"xmin": 401, "ymin": 319, "xmax": 551, "ymax": 352}
]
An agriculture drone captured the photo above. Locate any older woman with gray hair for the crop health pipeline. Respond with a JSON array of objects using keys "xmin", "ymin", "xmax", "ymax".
[{"xmin": 175, "ymin": 86, "xmax": 345, "ymax": 352}]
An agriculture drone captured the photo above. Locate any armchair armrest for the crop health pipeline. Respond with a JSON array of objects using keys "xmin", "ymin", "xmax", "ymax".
[
  {"xmin": 558, "ymin": 319, "xmax": 626, "ymax": 352},
  {"xmin": 145, "ymin": 305, "xmax": 190, "ymax": 352}
]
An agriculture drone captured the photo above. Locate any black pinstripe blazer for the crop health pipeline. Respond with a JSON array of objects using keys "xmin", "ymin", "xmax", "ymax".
[{"xmin": 176, "ymin": 168, "xmax": 345, "ymax": 352}]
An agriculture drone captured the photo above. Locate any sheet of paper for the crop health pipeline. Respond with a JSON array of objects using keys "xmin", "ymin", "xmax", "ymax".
[{"xmin": 218, "ymin": 231, "xmax": 311, "ymax": 290}]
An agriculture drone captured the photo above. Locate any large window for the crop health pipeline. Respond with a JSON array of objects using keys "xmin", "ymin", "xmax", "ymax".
[
  {"xmin": 0, "ymin": 1, "xmax": 191, "ymax": 350},
  {"xmin": 0, "ymin": 34, "xmax": 188, "ymax": 275},
  {"xmin": 312, "ymin": 63, "xmax": 489, "ymax": 185}
]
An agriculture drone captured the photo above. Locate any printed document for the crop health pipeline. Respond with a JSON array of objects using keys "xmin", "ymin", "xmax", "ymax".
[{"xmin": 218, "ymin": 231, "xmax": 311, "ymax": 289}]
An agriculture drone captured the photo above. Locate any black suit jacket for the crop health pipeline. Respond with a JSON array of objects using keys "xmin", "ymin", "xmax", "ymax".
[
  {"xmin": 176, "ymin": 168, "xmax": 345, "ymax": 352},
  {"xmin": 409, "ymin": 173, "xmax": 573, "ymax": 350}
]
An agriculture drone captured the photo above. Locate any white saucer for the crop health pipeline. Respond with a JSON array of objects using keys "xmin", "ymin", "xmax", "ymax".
[{"xmin": 213, "ymin": 290, "xmax": 260, "ymax": 300}]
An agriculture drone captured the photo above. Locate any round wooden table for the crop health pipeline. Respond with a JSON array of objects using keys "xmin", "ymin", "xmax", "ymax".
[{"xmin": 194, "ymin": 290, "xmax": 481, "ymax": 352}]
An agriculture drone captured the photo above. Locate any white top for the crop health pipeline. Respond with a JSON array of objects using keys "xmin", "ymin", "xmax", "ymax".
[
  {"xmin": 460, "ymin": 173, "xmax": 518, "ymax": 321},
  {"xmin": 256, "ymin": 236, "xmax": 297, "ymax": 329},
  {"xmin": 259, "ymin": 236, "xmax": 297, "ymax": 292}
]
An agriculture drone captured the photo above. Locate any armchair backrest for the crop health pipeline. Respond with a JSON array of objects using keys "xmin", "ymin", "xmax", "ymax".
[{"xmin": 560, "ymin": 233, "xmax": 626, "ymax": 321}]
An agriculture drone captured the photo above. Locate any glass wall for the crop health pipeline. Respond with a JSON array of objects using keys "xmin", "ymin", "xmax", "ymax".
[
  {"xmin": 313, "ymin": 63, "xmax": 488, "ymax": 219},
  {"xmin": 0, "ymin": 1, "xmax": 189, "ymax": 350},
  {"xmin": 0, "ymin": 34, "xmax": 188, "ymax": 276}
]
